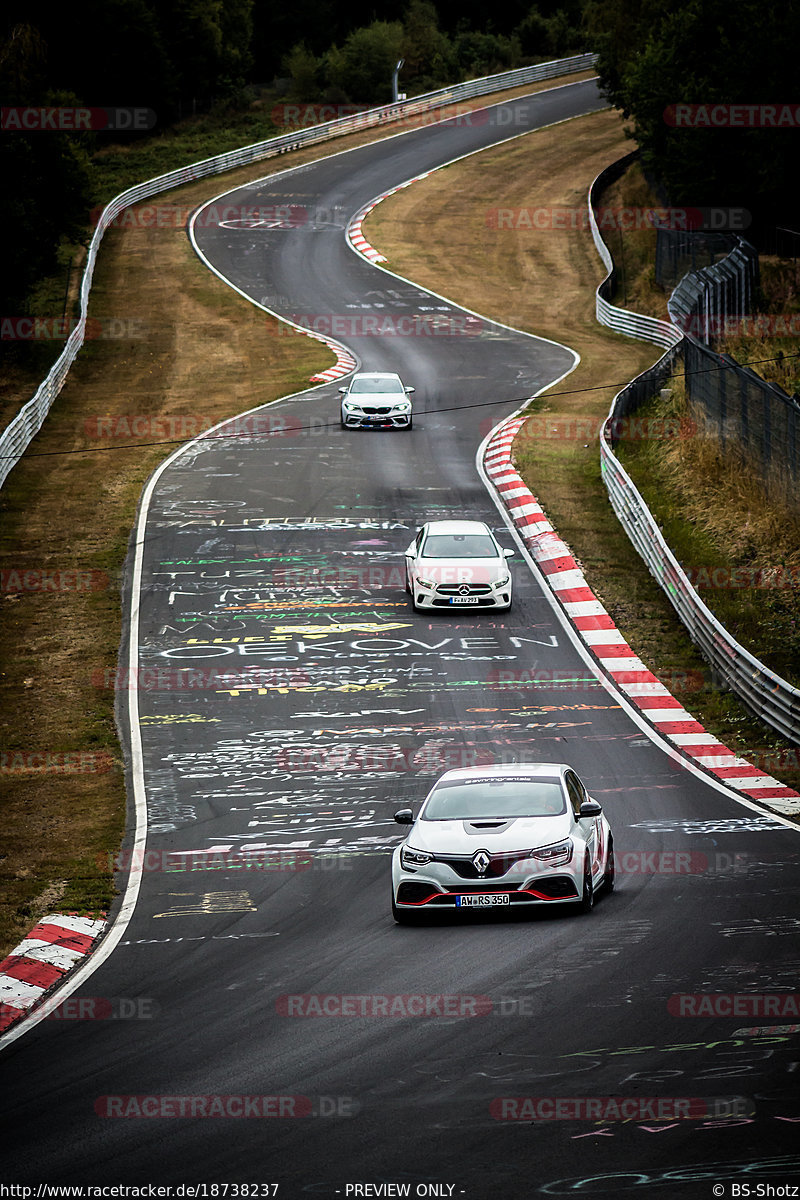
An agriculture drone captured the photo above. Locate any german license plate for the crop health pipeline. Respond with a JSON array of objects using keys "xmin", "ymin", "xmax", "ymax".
[
  {"xmin": 450, "ymin": 596, "xmax": 479, "ymax": 605},
  {"xmin": 455, "ymin": 893, "xmax": 510, "ymax": 907}
]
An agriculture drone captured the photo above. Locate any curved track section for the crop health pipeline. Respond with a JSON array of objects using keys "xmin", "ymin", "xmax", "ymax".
[{"xmin": 1, "ymin": 80, "xmax": 799, "ymax": 1199}]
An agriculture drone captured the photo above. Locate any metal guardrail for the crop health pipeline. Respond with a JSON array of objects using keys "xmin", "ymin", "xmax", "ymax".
[
  {"xmin": 589, "ymin": 152, "xmax": 683, "ymax": 352},
  {"xmin": 0, "ymin": 53, "xmax": 596, "ymax": 490},
  {"xmin": 587, "ymin": 156, "xmax": 800, "ymax": 742}
]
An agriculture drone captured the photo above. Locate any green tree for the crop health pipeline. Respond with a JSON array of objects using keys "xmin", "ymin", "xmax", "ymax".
[
  {"xmin": 452, "ymin": 30, "xmax": 522, "ymax": 77},
  {"xmin": 326, "ymin": 21, "xmax": 405, "ymax": 103},
  {"xmin": 518, "ymin": 6, "xmax": 584, "ymax": 57},
  {"xmin": 157, "ymin": 0, "xmax": 226, "ymax": 111},
  {"xmin": 401, "ymin": 0, "xmax": 455, "ymax": 86},
  {"xmin": 283, "ymin": 42, "xmax": 324, "ymax": 100},
  {"xmin": 590, "ymin": 0, "xmax": 799, "ymax": 236},
  {"xmin": 219, "ymin": 0, "xmax": 255, "ymax": 97},
  {"xmin": 0, "ymin": 26, "xmax": 94, "ymax": 313},
  {"xmin": 583, "ymin": 0, "xmax": 677, "ymax": 114}
]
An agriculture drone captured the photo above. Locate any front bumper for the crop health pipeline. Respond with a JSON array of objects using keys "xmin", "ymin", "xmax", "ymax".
[
  {"xmin": 394, "ymin": 878, "xmax": 580, "ymax": 910},
  {"xmin": 392, "ymin": 859, "xmax": 581, "ymax": 911},
  {"xmin": 411, "ymin": 583, "xmax": 512, "ymax": 610},
  {"xmin": 342, "ymin": 408, "xmax": 411, "ymax": 429}
]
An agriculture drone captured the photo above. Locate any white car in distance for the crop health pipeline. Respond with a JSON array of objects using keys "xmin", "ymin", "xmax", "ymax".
[
  {"xmin": 404, "ymin": 519, "xmax": 514, "ymax": 611},
  {"xmin": 339, "ymin": 371, "xmax": 414, "ymax": 430}
]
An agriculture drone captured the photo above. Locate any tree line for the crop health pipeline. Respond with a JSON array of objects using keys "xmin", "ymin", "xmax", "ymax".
[
  {"xmin": 0, "ymin": 0, "xmax": 796, "ymax": 318},
  {"xmin": 585, "ymin": 0, "xmax": 799, "ymax": 244},
  {"xmin": 0, "ymin": 0, "xmax": 583, "ymax": 315}
]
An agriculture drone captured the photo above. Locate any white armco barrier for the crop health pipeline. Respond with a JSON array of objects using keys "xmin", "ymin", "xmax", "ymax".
[{"xmin": 588, "ymin": 156, "xmax": 800, "ymax": 742}]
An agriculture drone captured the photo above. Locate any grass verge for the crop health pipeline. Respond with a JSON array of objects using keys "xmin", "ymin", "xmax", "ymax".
[
  {"xmin": 616, "ymin": 366, "xmax": 800, "ymax": 688},
  {"xmin": 364, "ymin": 106, "xmax": 800, "ymax": 797},
  {"xmin": 0, "ymin": 72, "xmax": 598, "ymax": 960}
]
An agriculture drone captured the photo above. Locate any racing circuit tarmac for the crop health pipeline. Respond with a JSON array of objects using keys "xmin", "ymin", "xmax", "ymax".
[{"xmin": 2, "ymin": 76, "xmax": 799, "ymax": 1198}]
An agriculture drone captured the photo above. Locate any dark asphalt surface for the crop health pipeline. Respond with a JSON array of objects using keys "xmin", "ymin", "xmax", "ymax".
[{"xmin": 1, "ymin": 79, "xmax": 799, "ymax": 1199}]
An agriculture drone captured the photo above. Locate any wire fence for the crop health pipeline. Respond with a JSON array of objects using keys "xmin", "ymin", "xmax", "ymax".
[
  {"xmin": 664, "ymin": 228, "xmax": 800, "ymax": 505},
  {"xmin": 654, "ymin": 224, "xmax": 739, "ymax": 291},
  {"xmin": 683, "ymin": 337, "xmax": 800, "ymax": 500},
  {"xmin": 667, "ymin": 239, "xmax": 760, "ymax": 343},
  {"xmin": 588, "ymin": 154, "xmax": 800, "ymax": 742}
]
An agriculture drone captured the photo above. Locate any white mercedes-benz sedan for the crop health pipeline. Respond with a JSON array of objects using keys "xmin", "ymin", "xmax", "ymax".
[
  {"xmin": 391, "ymin": 764, "xmax": 614, "ymax": 923},
  {"xmin": 404, "ymin": 519, "xmax": 514, "ymax": 611}
]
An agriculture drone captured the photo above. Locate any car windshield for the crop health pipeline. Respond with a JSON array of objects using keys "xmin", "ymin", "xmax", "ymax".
[
  {"xmin": 422, "ymin": 533, "xmax": 496, "ymax": 558},
  {"xmin": 421, "ymin": 777, "xmax": 566, "ymax": 820},
  {"xmin": 350, "ymin": 377, "xmax": 404, "ymax": 394}
]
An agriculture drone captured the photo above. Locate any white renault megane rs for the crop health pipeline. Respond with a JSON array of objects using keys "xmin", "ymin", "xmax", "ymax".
[
  {"xmin": 391, "ymin": 763, "xmax": 614, "ymax": 923},
  {"xmin": 404, "ymin": 519, "xmax": 514, "ymax": 611}
]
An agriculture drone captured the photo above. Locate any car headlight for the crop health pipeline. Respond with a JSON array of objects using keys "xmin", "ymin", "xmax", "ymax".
[
  {"xmin": 530, "ymin": 839, "xmax": 573, "ymax": 866},
  {"xmin": 393, "ymin": 402, "xmax": 411, "ymax": 411},
  {"xmin": 492, "ymin": 574, "xmax": 510, "ymax": 590},
  {"xmin": 416, "ymin": 578, "xmax": 436, "ymax": 590},
  {"xmin": 401, "ymin": 845, "xmax": 433, "ymax": 868},
  {"xmin": 343, "ymin": 401, "xmax": 361, "ymax": 412}
]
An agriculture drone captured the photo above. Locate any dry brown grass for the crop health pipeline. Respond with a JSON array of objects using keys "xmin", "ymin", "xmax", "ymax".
[
  {"xmin": 658, "ymin": 379, "xmax": 800, "ymax": 568},
  {"xmin": 0, "ymin": 173, "xmax": 327, "ymax": 957},
  {"xmin": 0, "ymin": 73, "xmax": 600, "ymax": 959},
  {"xmin": 617, "ymin": 375, "xmax": 800, "ymax": 685},
  {"xmin": 365, "ymin": 107, "xmax": 800, "ymax": 791},
  {"xmin": 366, "ymin": 107, "xmax": 659, "ymax": 413},
  {"xmin": 598, "ymin": 161, "xmax": 668, "ymax": 318}
]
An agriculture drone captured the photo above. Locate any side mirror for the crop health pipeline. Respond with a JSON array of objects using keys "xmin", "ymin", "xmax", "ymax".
[
  {"xmin": 394, "ymin": 808, "xmax": 414, "ymax": 825},
  {"xmin": 578, "ymin": 800, "xmax": 602, "ymax": 819},
  {"xmin": 503, "ymin": 548, "xmax": 514, "ymax": 558},
  {"xmin": 405, "ymin": 386, "xmax": 415, "ymax": 393},
  {"xmin": 338, "ymin": 386, "xmax": 347, "ymax": 393},
  {"xmin": 405, "ymin": 542, "xmax": 416, "ymax": 556}
]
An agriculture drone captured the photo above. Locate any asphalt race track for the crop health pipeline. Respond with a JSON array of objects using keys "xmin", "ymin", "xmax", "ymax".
[{"xmin": 2, "ymin": 78, "xmax": 800, "ymax": 1198}]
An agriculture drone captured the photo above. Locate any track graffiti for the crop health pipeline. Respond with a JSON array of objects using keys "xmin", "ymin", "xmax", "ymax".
[{"xmin": 539, "ymin": 1155, "xmax": 800, "ymax": 1193}]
